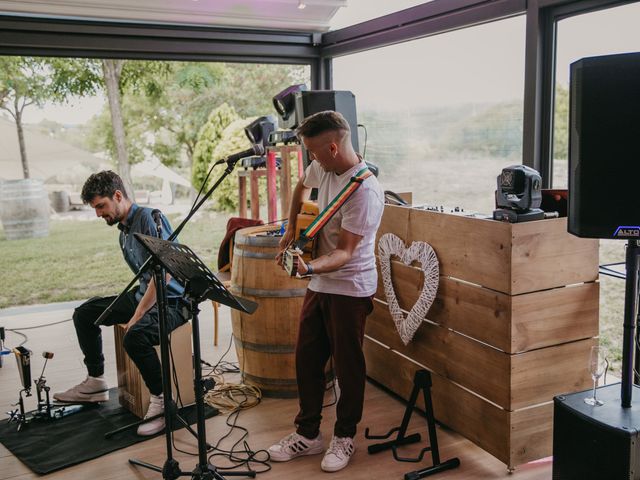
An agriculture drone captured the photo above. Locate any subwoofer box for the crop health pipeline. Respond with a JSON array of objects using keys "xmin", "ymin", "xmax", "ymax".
[
  {"xmin": 553, "ymin": 383, "xmax": 640, "ymax": 479},
  {"xmin": 114, "ymin": 321, "xmax": 194, "ymax": 418}
]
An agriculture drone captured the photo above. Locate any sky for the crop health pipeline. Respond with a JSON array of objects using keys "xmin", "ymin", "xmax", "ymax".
[{"xmin": 19, "ymin": 0, "xmax": 640, "ymax": 125}]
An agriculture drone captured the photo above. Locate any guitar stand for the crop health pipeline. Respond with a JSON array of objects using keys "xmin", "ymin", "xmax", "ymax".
[{"xmin": 365, "ymin": 370, "xmax": 460, "ymax": 479}]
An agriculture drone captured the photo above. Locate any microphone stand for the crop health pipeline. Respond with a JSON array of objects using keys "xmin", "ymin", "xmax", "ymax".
[{"xmin": 94, "ymin": 153, "xmax": 249, "ymax": 327}]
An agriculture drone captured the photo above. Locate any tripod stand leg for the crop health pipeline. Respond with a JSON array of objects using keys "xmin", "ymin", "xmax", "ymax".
[
  {"xmin": 404, "ymin": 458, "xmax": 461, "ymax": 480},
  {"xmin": 129, "ymin": 458, "xmax": 163, "ymax": 473}
]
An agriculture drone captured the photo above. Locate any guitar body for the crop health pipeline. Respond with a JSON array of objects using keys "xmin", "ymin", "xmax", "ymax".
[{"xmin": 284, "ymin": 200, "xmax": 318, "ymax": 277}]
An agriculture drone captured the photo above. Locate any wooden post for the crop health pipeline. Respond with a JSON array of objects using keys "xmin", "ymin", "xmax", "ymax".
[
  {"xmin": 250, "ymin": 170, "xmax": 260, "ymax": 220},
  {"xmin": 266, "ymin": 150, "xmax": 278, "ymax": 222},
  {"xmin": 238, "ymin": 173, "xmax": 247, "ymax": 218}
]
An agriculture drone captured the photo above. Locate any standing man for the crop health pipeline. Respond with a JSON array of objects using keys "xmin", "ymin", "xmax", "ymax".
[
  {"xmin": 54, "ymin": 170, "xmax": 187, "ymax": 436},
  {"xmin": 268, "ymin": 111, "xmax": 384, "ymax": 472}
]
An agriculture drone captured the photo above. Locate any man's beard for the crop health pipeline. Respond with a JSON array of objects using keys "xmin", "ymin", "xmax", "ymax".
[{"xmin": 105, "ymin": 204, "xmax": 124, "ymax": 226}]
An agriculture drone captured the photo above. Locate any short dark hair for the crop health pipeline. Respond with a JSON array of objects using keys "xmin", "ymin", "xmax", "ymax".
[
  {"xmin": 81, "ymin": 170, "xmax": 128, "ymax": 203},
  {"xmin": 295, "ymin": 110, "xmax": 350, "ymax": 139}
]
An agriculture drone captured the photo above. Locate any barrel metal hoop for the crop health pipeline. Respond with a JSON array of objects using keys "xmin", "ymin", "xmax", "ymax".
[
  {"xmin": 234, "ymin": 234, "xmax": 280, "ymax": 247},
  {"xmin": 242, "ymin": 372, "xmax": 298, "ymax": 386},
  {"xmin": 230, "ymin": 286, "xmax": 307, "ymax": 298},
  {"xmin": 234, "ymin": 337, "xmax": 296, "ymax": 354},
  {"xmin": 232, "ymin": 247, "xmax": 276, "ymax": 260}
]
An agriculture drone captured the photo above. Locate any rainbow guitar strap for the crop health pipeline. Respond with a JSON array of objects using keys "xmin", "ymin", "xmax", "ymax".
[{"xmin": 292, "ymin": 166, "xmax": 373, "ymax": 252}]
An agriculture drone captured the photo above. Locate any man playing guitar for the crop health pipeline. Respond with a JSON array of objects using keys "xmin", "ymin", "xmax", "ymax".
[{"xmin": 270, "ymin": 111, "xmax": 384, "ymax": 473}]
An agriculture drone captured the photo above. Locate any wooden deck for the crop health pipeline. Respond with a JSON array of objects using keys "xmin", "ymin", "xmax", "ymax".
[{"xmin": 0, "ymin": 301, "xmax": 552, "ymax": 479}]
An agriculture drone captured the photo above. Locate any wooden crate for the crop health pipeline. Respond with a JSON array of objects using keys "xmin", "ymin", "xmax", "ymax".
[
  {"xmin": 367, "ymin": 205, "xmax": 599, "ymax": 469},
  {"xmin": 114, "ymin": 322, "xmax": 195, "ymax": 418}
]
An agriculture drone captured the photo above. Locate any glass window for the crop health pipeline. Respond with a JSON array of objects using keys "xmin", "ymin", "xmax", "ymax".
[
  {"xmin": 553, "ymin": 2, "xmax": 640, "ymax": 188},
  {"xmin": 333, "ymin": 15, "xmax": 525, "ymax": 214},
  {"xmin": 553, "ymin": 2, "xmax": 640, "ymax": 372}
]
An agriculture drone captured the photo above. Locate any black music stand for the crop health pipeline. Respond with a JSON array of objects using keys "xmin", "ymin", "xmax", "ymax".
[{"xmin": 131, "ymin": 233, "xmax": 257, "ymax": 480}]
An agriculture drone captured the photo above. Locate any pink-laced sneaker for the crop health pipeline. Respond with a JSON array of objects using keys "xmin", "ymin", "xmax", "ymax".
[
  {"xmin": 321, "ymin": 436, "xmax": 355, "ymax": 472},
  {"xmin": 268, "ymin": 432, "xmax": 324, "ymax": 462},
  {"xmin": 137, "ymin": 393, "xmax": 165, "ymax": 436}
]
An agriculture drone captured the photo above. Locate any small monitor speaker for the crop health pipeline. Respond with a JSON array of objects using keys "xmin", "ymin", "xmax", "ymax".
[{"xmin": 293, "ymin": 90, "xmax": 359, "ymax": 167}]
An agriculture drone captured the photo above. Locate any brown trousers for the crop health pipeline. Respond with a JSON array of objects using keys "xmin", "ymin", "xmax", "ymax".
[{"xmin": 294, "ymin": 290, "xmax": 374, "ymax": 439}]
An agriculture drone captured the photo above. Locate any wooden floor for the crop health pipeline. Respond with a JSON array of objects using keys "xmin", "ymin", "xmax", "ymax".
[{"xmin": 0, "ymin": 301, "xmax": 552, "ymax": 479}]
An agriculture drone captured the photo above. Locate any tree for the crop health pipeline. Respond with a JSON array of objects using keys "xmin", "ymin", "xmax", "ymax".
[
  {"xmin": 192, "ymin": 103, "xmax": 240, "ymax": 197},
  {"xmin": 0, "ymin": 57, "xmax": 99, "ymax": 179},
  {"xmin": 116, "ymin": 62, "xmax": 307, "ymax": 171}
]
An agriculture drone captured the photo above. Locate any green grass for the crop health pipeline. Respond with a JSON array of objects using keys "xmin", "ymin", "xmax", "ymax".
[{"xmin": 0, "ymin": 212, "xmax": 228, "ymax": 309}]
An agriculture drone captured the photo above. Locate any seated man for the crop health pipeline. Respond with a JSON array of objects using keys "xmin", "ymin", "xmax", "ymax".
[{"xmin": 54, "ymin": 170, "xmax": 187, "ymax": 436}]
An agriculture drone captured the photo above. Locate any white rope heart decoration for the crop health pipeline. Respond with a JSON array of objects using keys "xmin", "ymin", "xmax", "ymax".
[{"xmin": 378, "ymin": 233, "xmax": 439, "ymax": 345}]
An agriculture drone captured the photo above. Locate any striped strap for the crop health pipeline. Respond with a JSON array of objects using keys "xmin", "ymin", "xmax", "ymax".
[{"xmin": 294, "ymin": 166, "xmax": 372, "ymax": 249}]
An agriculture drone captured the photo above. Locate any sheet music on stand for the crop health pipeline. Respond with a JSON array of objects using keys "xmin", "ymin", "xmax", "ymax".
[{"xmin": 134, "ymin": 234, "xmax": 257, "ymax": 314}]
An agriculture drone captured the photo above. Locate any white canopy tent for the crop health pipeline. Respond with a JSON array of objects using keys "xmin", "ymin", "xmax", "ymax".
[{"xmin": 131, "ymin": 157, "xmax": 192, "ymax": 205}]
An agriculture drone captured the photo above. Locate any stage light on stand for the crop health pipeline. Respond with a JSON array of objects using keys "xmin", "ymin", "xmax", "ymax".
[
  {"xmin": 272, "ymin": 84, "xmax": 307, "ymax": 129},
  {"xmin": 242, "ymin": 115, "xmax": 278, "ymax": 169},
  {"xmin": 244, "ymin": 115, "xmax": 278, "ymax": 148},
  {"xmin": 492, "ymin": 165, "xmax": 545, "ymax": 223}
]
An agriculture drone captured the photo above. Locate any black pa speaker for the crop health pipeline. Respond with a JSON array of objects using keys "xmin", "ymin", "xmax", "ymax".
[
  {"xmin": 568, "ymin": 52, "xmax": 640, "ymax": 239},
  {"xmin": 553, "ymin": 383, "xmax": 640, "ymax": 480},
  {"xmin": 293, "ymin": 90, "xmax": 359, "ymax": 166}
]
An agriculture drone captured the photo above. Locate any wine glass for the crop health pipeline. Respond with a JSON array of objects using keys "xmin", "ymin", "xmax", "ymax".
[{"xmin": 584, "ymin": 345, "xmax": 608, "ymax": 406}]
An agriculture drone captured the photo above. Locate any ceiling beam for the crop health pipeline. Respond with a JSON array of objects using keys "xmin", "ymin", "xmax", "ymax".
[{"xmin": 0, "ymin": 15, "xmax": 321, "ymax": 62}]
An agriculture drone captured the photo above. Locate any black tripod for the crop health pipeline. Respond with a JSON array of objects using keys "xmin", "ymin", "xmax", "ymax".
[{"xmin": 131, "ymin": 233, "xmax": 258, "ymax": 480}]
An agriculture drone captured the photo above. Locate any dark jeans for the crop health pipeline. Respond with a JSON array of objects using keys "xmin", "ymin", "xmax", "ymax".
[
  {"xmin": 72, "ymin": 292, "xmax": 186, "ymax": 395},
  {"xmin": 294, "ymin": 290, "xmax": 374, "ymax": 439}
]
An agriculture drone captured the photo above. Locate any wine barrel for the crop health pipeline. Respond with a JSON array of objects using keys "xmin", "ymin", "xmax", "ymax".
[
  {"xmin": 49, "ymin": 190, "xmax": 70, "ymax": 213},
  {"xmin": 0, "ymin": 179, "xmax": 50, "ymax": 240},
  {"xmin": 230, "ymin": 225, "xmax": 308, "ymax": 398}
]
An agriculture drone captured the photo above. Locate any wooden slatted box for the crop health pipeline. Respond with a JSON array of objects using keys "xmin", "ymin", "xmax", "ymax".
[
  {"xmin": 114, "ymin": 321, "xmax": 195, "ymax": 418},
  {"xmin": 366, "ymin": 205, "xmax": 599, "ymax": 469}
]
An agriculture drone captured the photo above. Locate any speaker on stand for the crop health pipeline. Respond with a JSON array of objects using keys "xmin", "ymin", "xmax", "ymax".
[{"xmin": 556, "ymin": 51, "xmax": 640, "ymax": 480}]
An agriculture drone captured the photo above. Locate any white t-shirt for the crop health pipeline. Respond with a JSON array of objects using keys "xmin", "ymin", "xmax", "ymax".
[{"xmin": 302, "ymin": 159, "xmax": 384, "ymax": 297}]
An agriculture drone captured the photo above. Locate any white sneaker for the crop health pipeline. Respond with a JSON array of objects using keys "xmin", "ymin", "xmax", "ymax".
[
  {"xmin": 321, "ymin": 436, "xmax": 355, "ymax": 472},
  {"xmin": 137, "ymin": 394, "xmax": 165, "ymax": 436},
  {"xmin": 268, "ymin": 432, "xmax": 324, "ymax": 462},
  {"xmin": 53, "ymin": 375, "xmax": 109, "ymax": 403}
]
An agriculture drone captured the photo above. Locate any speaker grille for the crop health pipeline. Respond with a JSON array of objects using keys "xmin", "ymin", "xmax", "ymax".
[{"xmin": 568, "ymin": 52, "xmax": 640, "ymax": 239}]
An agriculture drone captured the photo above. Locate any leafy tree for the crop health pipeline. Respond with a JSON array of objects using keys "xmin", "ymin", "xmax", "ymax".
[
  {"xmin": 131, "ymin": 62, "xmax": 225, "ymax": 168},
  {"xmin": 0, "ymin": 56, "xmax": 99, "ymax": 179},
  {"xmin": 207, "ymin": 118, "xmax": 254, "ymax": 211},
  {"xmin": 110, "ymin": 62, "xmax": 307, "ymax": 171},
  {"xmin": 214, "ymin": 63, "xmax": 308, "ymax": 117},
  {"xmin": 192, "ymin": 103, "xmax": 239, "ymax": 197}
]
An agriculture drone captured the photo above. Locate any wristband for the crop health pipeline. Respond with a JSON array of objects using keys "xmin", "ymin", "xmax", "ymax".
[{"xmin": 306, "ymin": 263, "xmax": 314, "ymax": 275}]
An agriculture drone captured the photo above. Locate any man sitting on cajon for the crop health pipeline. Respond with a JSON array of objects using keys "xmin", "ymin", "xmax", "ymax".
[{"xmin": 54, "ymin": 171, "xmax": 187, "ymax": 436}]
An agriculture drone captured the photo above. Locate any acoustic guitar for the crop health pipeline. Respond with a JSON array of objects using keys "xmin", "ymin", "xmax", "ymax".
[{"xmin": 283, "ymin": 200, "xmax": 318, "ymax": 277}]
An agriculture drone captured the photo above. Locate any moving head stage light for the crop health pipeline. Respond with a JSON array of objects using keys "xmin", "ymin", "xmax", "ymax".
[
  {"xmin": 272, "ymin": 84, "xmax": 307, "ymax": 129},
  {"xmin": 493, "ymin": 165, "xmax": 544, "ymax": 223},
  {"xmin": 244, "ymin": 115, "xmax": 278, "ymax": 149}
]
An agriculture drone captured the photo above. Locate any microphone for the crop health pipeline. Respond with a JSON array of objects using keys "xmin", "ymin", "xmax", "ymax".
[
  {"xmin": 214, "ymin": 144, "xmax": 265, "ymax": 166},
  {"xmin": 151, "ymin": 209, "xmax": 163, "ymax": 234}
]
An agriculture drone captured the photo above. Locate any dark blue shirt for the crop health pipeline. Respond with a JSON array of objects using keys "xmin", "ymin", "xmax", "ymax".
[{"xmin": 118, "ymin": 203, "xmax": 184, "ymax": 302}]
